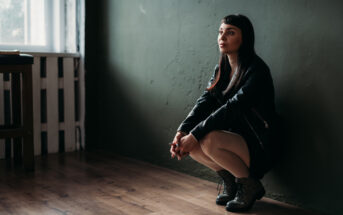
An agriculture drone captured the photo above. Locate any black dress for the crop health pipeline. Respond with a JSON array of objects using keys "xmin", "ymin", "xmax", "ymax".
[{"xmin": 177, "ymin": 54, "xmax": 279, "ymax": 179}]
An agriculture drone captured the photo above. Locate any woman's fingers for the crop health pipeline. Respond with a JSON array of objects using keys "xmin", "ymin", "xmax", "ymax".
[
  {"xmin": 177, "ymin": 146, "xmax": 187, "ymax": 160},
  {"xmin": 170, "ymin": 147, "xmax": 174, "ymax": 158},
  {"xmin": 170, "ymin": 131, "xmax": 189, "ymax": 160},
  {"xmin": 174, "ymin": 131, "xmax": 186, "ymax": 144},
  {"xmin": 170, "ymin": 143, "xmax": 182, "ymax": 158},
  {"xmin": 170, "ymin": 144, "xmax": 177, "ymax": 158},
  {"xmin": 171, "ymin": 145, "xmax": 188, "ymax": 160},
  {"xmin": 173, "ymin": 145, "xmax": 183, "ymax": 160}
]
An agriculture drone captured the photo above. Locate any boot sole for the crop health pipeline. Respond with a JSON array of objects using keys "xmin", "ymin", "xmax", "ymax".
[
  {"xmin": 216, "ymin": 196, "xmax": 235, "ymax": 206},
  {"xmin": 216, "ymin": 201, "xmax": 227, "ymax": 206},
  {"xmin": 225, "ymin": 189, "xmax": 265, "ymax": 212}
]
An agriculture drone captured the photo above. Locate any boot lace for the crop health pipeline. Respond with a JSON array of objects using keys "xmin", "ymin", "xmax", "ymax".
[{"xmin": 216, "ymin": 180, "xmax": 227, "ymax": 195}]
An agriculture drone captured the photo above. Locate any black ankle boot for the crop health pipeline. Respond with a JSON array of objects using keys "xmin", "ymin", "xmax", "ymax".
[
  {"xmin": 216, "ymin": 170, "xmax": 237, "ymax": 205},
  {"xmin": 225, "ymin": 177, "xmax": 265, "ymax": 212}
]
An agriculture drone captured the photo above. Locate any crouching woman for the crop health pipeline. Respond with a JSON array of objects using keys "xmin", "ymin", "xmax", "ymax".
[{"xmin": 170, "ymin": 14, "xmax": 279, "ymax": 212}]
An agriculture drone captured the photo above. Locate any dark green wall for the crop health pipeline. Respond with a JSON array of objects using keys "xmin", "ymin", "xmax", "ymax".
[{"xmin": 85, "ymin": 0, "xmax": 343, "ymax": 214}]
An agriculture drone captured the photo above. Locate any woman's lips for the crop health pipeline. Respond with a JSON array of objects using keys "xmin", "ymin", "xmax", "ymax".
[{"xmin": 219, "ymin": 43, "xmax": 226, "ymax": 48}]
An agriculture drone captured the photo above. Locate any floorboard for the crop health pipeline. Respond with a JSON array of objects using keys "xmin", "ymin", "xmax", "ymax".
[{"xmin": 0, "ymin": 151, "xmax": 320, "ymax": 215}]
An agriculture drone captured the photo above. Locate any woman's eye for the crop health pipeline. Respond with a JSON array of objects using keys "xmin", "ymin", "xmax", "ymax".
[{"xmin": 228, "ymin": 31, "xmax": 234, "ymax": 35}]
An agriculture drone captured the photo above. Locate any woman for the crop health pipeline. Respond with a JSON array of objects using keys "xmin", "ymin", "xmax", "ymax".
[{"xmin": 170, "ymin": 14, "xmax": 279, "ymax": 212}]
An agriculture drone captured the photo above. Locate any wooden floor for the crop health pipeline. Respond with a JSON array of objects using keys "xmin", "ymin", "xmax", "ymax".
[{"xmin": 0, "ymin": 151, "xmax": 319, "ymax": 215}]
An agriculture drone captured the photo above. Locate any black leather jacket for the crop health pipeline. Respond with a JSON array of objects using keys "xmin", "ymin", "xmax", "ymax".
[{"xmin": 177, "ymin": 55, "xmax": 278, "ymax": 155}]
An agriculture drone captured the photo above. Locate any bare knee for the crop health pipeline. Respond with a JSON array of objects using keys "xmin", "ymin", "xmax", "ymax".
[
  {"xmin": 201, "ymin": 130, "xmax": 251, "ymax": 168},
  {"xmin": 200, "ymin": 131, "xmax": 221, "ymax": 155}
]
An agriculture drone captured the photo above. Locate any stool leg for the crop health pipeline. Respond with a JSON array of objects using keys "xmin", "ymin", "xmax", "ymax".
[
  {"xmin": 11, "ymin": 73, "xmax": 23, "ymax": 166},
  {"xmin": 22, "ymin": 66, "xmax": 34, "ymax": 171},
  {"xmin": 4, "ymin": 87, "xmax": 12, "ymax": 164}
]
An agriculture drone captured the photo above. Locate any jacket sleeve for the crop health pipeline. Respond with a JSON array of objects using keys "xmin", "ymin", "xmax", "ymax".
[
  {"xmin": 190, "ymin": 66, "xmax": 269, "ymax": 141},
  {"xmin": 177, "ymin": 66, "xmax": 219, "ymax": 134}
]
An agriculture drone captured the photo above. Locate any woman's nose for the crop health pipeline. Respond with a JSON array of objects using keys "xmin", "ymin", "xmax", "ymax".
[{"xmin": 218, "ymin": 34, "xmax": 226, "ymax": 41}]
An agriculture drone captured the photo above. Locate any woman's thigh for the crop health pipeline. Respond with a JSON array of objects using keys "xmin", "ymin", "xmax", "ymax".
[{"xmin": 200, "ymin": 130, "xmax": 250, "ymax": 168}]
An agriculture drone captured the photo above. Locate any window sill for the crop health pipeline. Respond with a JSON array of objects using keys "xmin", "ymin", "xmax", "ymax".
[{"xmin": 22, "ymin": 52, "xmax": 80, "ymax": 58}]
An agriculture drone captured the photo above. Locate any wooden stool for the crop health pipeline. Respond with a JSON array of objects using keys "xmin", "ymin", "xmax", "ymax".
[{"xmin": 0, "ymin": 54, "xmax": 34, "ymax": 171}]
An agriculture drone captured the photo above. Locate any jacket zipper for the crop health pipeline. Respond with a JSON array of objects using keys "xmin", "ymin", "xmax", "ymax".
[{"xmin": 251, "ymin": 108, "xmax": 269, "ymax": 129}]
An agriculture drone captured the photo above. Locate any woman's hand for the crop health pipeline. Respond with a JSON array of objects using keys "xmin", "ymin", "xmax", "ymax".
[
  {"xmin": 170, "ymin": 131, "xmax": 187, "ymax": 160},
  {"xmin": 179, "ymin": 133, "xmax": 198, "ymax": 156}
]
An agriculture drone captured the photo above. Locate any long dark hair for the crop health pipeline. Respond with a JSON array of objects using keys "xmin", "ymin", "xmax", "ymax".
[{"xmin": 207, "ymin": 14, "xmax": 256, "ymax": 92}]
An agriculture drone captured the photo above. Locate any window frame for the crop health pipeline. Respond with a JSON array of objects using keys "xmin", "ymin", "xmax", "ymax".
[{"xmin": 0, "ymin": 0, "xmax": 77, "ymax": 53}]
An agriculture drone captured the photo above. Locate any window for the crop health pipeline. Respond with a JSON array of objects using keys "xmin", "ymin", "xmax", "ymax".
[{"xmin": 0, "ymin": 0, "xmax": 78, "ymax": 53}]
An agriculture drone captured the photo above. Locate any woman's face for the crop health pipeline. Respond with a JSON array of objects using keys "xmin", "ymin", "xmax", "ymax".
[{"xmin": 217, "ymin": 23, "xmax": 242, "ymax": 55}]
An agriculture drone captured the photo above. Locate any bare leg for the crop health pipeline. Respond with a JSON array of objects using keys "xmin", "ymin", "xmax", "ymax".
[
  {"xmin": 200, "ymin": 130, "xmax": 250, "ymax": 178},
  {"xmin": 189, "ymin": 143, "xmax": 223, "ymax": 171}
]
